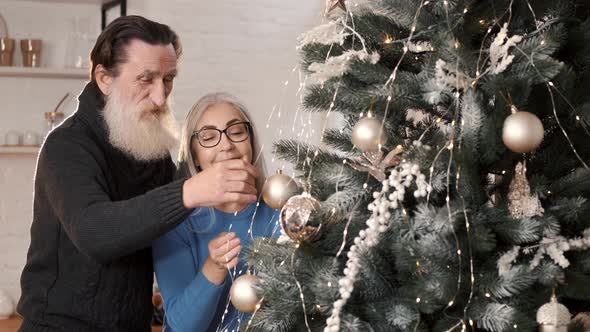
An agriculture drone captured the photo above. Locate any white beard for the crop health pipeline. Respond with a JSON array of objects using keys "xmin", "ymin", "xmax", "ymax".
[{"xmin": 102, "ymin": 89, "xmax": 179, "ymax": 161}]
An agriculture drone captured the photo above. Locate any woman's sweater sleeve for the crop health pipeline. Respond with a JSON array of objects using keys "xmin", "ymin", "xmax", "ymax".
[{"xmin": 153, "ymin": 225, "xmax": 226, "ymax": 331}]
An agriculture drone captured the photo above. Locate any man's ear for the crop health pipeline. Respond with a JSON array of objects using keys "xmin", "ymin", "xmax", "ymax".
[{"xmin": 94, "ymin": 64, "xmax": 114, "ymax": 96}]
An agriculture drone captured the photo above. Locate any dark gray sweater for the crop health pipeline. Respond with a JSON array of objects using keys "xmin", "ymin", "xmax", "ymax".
[{"xmin": 17, "ymin": 81, "xmax": 191, "ymax": 331}]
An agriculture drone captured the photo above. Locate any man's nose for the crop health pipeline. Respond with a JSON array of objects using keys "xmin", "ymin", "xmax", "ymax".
[{"xmin": 150, "ymin": 81, "xmax": 167, "ymax": 107}]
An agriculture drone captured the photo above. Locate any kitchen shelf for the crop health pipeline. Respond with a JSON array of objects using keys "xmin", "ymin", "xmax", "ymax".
[
  {"xmin": 0, "ymin": 146, "xmax": 40, "ymax": 155},
  {"xmin": 18, "ymin": 0, "xmax": 114, "ymax": 4},
  {"xmin": 0, "ymin": 67, "xmax": 89, "ymax": 79}
]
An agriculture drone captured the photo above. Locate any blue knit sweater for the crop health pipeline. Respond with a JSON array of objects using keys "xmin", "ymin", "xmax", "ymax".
[{"xmin": 153, "ymin": 201, "xmax": 280, "ymax": 332}]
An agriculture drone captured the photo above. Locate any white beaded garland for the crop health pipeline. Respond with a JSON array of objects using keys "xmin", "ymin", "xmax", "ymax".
[{"xmin": 324, "ymin": 162, "xmax": 430, "ymax": 332}]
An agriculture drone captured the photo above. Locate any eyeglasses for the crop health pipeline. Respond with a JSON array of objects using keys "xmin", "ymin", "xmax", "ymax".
[{"xmin": 191, "ymin": 121, "xmax": 252, "ymax": 148}]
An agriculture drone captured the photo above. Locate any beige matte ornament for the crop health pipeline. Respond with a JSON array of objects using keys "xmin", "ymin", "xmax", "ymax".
[
  {"xmin": 502, "ymin": 110, "xmax": 544, "ymax": 153},
  {"xmin": 230, "ymin": 273, "xmax": 262, "ymax": 313},
  {"xmin": 351, "ymin": 116, "xmax": 388, "ymax": 153},
  {"xmin": 262, "ymin": 170, "xmax": 299, "ymax": 210}
]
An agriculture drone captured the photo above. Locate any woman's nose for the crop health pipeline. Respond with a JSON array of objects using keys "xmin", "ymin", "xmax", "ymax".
[{"xmin": 218, "ymin": 132, "xmax": 234, "ymax": 150}]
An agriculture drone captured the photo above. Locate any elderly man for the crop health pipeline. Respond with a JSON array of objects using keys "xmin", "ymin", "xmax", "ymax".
[{"xmin": 17, "ymin": 15, "xmax": 258, "ymax": 331}]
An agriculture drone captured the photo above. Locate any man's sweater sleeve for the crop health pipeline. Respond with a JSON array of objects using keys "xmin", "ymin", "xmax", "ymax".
[
  {"xmin": 153, "ymin": 227, "xmax": 226, "ymax": 331},
  {"xmin": 39, "ymin": 132, "xmax": 191, "ymax": 264}
]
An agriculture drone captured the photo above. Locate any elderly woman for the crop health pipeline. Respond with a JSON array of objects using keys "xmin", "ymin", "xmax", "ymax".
[{"xmin": 152, "ymin": 92, "xmax": 280, "ymax": 332}]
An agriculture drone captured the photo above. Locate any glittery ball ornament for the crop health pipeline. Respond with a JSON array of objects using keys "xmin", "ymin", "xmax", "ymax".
[
  {"xmin": 262, "ymin": 170, "xmax": 299, "ymax": 210},
  {"xmin": 280, "ymin": 193, "xmax": 321, "ymax": 241},
  {"xmin": 507, "ymin": 162, "xmax": 544, "ymax": 219},
  {"xmin": 230, "ymin": 273, "xmax": 261, "ymax": 313},
  {"xmin": 352, "ymin": 116, "xmax": 388, "ymax": 152},
  {"xmin": 502, "ymin": 111, "xmax": 544, "ymax": 153},
  {"xmin": 536, "ymin": 294, "xmax": 571, "ymax": 332}
]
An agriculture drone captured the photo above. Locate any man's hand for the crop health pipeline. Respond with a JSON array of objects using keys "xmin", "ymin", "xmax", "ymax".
[{"xmin": 182, "ymin": 159, "xmax": 258, "ymax": 208}]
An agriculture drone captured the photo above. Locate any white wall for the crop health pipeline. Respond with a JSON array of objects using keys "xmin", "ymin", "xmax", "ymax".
[
  {"xmin": 0, "ymin": 0, "xmax": 324, "ymax": 310},
  {"xmin": 127, "ymin": 0, "xmax": 325, "ymax": 169}
]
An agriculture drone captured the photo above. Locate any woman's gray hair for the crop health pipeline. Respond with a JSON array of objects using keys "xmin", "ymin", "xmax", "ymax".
[{"xmin": 177, "ymin": 92, "xmax": 267, "ymax": 193}]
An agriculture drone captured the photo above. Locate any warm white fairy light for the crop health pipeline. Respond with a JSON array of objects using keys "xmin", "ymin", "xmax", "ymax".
[
  {"xmin": 440, "ymin": 3, "xmax": 473, "ymax": 322},
  {"xmin": 384, "ymin": 0, "xmax": 427, "ymax": 88}
]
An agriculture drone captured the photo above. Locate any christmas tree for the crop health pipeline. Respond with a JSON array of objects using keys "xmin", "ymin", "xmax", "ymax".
[{"xmin": 242, "ymin": 0, "xmax": 590, "ymax": 331}]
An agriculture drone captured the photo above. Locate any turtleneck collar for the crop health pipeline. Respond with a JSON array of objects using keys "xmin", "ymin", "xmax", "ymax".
[{"xmin": 75, "ymin": 80, "xmax": 110, "ymax": 147}]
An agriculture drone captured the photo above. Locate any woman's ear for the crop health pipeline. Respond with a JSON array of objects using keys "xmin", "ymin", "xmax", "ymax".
[{"xmin": 94, "ymin": 64, "xmax": 114, "ymax": 96}]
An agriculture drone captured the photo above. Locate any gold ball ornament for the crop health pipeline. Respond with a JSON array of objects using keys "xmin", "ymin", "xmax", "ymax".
[
  {"xmin": 262, "ymin": 170, "xmax": 299, "ymax": 210},
  {"xmin": 502, "ymin": 111, "xmax": 544, "ymax": 153},
  {"xmin": 230, "ymin": 273, "xmax": 262, "ymax": 313},
  {"xmin": 352, "ymin": 116, "xmax": 388, "ymax": 152},
  {"xmin": 280, "ymin": 193, "xmax": 321, "ymax": 241}
]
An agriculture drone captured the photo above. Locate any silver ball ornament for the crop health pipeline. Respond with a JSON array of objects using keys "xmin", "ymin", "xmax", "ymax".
[
  {"xmin": 280, "ymin": 194, "xmax": 321, "ymax": 241},
  {"xmin": 502, "ymin": 111, "xmax": 544, "ymax": 153},
  {"xmin": 262, "ymin": 170, "xmax": 299, "ymax": 210},
  {"xmin": 230, "ymin": 273, "xmax": 261, "ymax": 313},
  {"xmin": 352, "ymin": 117, "xmax": 388, "ymax": 152}
]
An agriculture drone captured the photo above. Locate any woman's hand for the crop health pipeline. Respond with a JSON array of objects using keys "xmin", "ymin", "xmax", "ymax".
[{"xmin": 202, "ymin": 232, "xmax": 241, "ymax": 285}]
